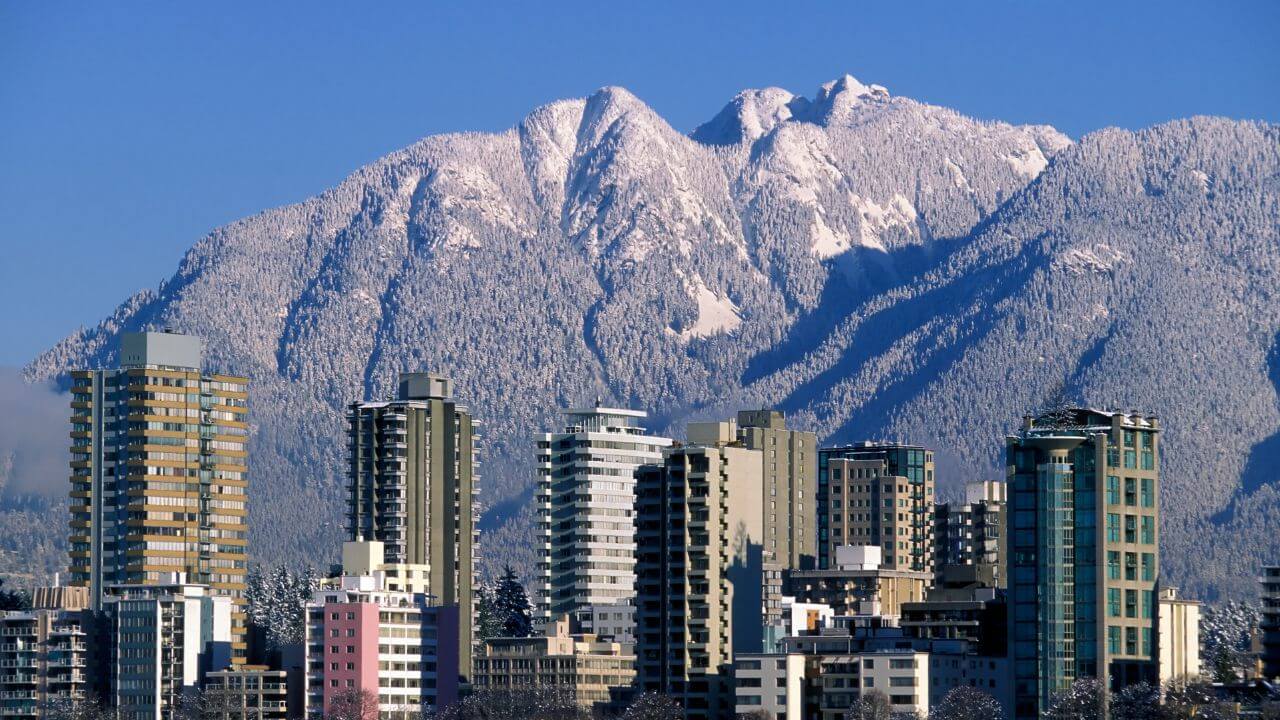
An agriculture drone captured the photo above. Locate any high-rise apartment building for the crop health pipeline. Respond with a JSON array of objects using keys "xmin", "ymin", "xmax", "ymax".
[
  {"xmin": 634, "ymin": 441, "xmax": 765, "ymax": 720},
  {"xmin": 731, "ymin": 410, "xmax": 818, "ymax": 570},
  {"xmin": 69, "ymin": 331, "xmax": 249, "ymax": 662},
  {"xmin": 817, "ymin": 443, "xmax": 935, "ymax": 573},
  {"xmin": 934, "ymin": 480, "xmax": 1006, "ymax": 586},
  {"xmin": 1006, "ymin": 408, "xmax": 1160, "ymax": 717},
  {"xmin": 346, "ymin": 373, "xmax": 478, "ymax": 676},
  {"xmin": 535, "ymin": 404, "xmax": 670, "ymax": 624}
]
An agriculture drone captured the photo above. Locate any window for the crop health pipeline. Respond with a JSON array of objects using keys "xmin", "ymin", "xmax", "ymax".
[
  {"xmin": 1124, "ymin": 430, "xmax": 1135, "ymax": 447},
  {"xmin": 1142, "ymin": 591, "xmax": 1153, "ymax": 619},
  {"xmin": 1142, "ymin": 553, "xmax": 1155, "ymax": 582},
  {"xmin": 1108, "ymin": 626, "xmax": 1121, "ymax": 654},
  {"xmin": 1141, "ymin": 516, "xmax": 1155, "ymax": 544},
  {"xmin": 1108, "ymin": 588, "xmax": 1121, "ymax": 617},
  {"xmin": 1125, "ymin": 627, "xmax": 1138, "ymax": 656},
  {"xmin": 1124, "ymin": 515, "xmax": 1137, "ymax": 544},
  {"xmin": 1124, "ymin": 478, "xmax": 1137, "ymax": 506},
  {"xmin": 1124, "ymin": 449, "xmax": 1137, "ymax": 468},
  {"xmin": 1106, "ymin": 476, "xmax": 1120, "ymax": 505},
  {"xmin": 1142, "ymin": 627, "xmax": 1152, "ymax": 655},
  {"xmin": 1140, "ymin": 478, "xmax": 1153, "ymax": 508},
  {"xmin": 1107, "ymin": 514, "xmax": 1121, "ymax": 542},
  {"xmin": 1107, "ymin": 551, "xmax": 1121, "ymax": 581},
  {"xmin": 1125, "ymin": 552, "xmax": 1137, "ymax": 581},
  {"xmin": 1125, "ymin": 589, "xmax": 1137, "ymax": 618},
  {"xmin": 1142, "ymin": 451, "xmax": 1154, "ymax": 470}
]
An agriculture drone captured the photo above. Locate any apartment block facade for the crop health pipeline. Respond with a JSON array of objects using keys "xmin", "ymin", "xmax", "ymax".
[
  {"xmin": 472, "ymin": 614, "xmax": 635, "ymax": 716},
  {"xmin": 346, "ymin": 373, "xmax": 478, "ymax": 676},
  {"xmin": 69, "ymin": 331, "xmax": 249, "ymax": 663},
  {"xmin": 535, "ymin": 405, "xmax": 670, "ymax": 624},
  {"xmin": 934, "ymin": 480, "xmax": 1006, "ymax": 586},
  {"xmin": 0, "ymin": 587, "xmax": 95, "ymax": 719},
  {"xmin": 1006, "ymin": 408, "xmax": 1160, "ymax": 717},
  {"xmin": 104, "ymin": 580, "xmax": 234, "ymax": 720},
  {"xmin": 634, "ymin": 442, "xmax": 764, "ymax": 720},
  {"xmin": 303, "ymin": 567, "xmax": 459, "ymax": 719},
  {"xmin": 202, "ymin": 667, "xmax": 289, "ymax": 720},
  {"xmin": 817, "ymin": 443, "xmax": 935, "ymax": 573}
]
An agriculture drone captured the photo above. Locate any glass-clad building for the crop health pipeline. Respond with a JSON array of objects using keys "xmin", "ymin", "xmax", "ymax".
[{"xmin": 1006, "ymin": 408, "xmax": 1160, "ymax": 718}]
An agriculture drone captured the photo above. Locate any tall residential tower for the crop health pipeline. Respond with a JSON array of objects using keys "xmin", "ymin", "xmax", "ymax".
[
  {"xmin": 1006, "ymin": 408, "xmax": 1160, "ymax": 717},
  {"xmin": 535, "ymin": 404, "xmax": 671, "ymax": 629},
  {"xmin": 68, "ymin": 330, "xmax": 249, "ymax": 662},
  {"xmin": 346, "ymin": 372, "xmax": 479, "ymax": 675}
]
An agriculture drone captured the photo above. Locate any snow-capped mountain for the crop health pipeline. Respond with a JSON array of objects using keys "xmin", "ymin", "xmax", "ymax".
[{"xmin": 18, "ymin": 76, "xmax": 1280, "ymax": 600}]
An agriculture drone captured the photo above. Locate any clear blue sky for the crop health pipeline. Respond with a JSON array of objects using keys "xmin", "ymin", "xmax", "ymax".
[{"xmin": 2, "ymin": 1, "xmax": 1277, "ymax": 366}]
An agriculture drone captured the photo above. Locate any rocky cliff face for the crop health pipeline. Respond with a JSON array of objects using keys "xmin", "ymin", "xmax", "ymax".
[{"xmin": 20, "ymin": 76, "xmax": 1280, "ymax": 599}]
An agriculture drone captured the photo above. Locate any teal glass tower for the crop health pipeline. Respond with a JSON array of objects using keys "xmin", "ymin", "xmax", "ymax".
[{"xmin": 1006, "ymin": 408, "xmax": 1160, "ymax": 717}]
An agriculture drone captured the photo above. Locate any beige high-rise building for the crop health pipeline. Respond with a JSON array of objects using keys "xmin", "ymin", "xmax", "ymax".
[
  {"xmin": 1158, "ymin": 587, "xmax": 1201, "ymax": 685},
  {"xmin": 68, "ymin": 331, "xmax": 249, "ymax": 663},
  {"xmin": 687, "ymin": 412, "xmax": 816, "ymax": 570},
  {"xmin": 634, "ymin": 440, "xmax": 765, "ymax": 720},
  {"xmin": 817, "ymin": 443, "xmax": 935, "ymax": 573},
  {"xmin": 733, "ymin": 410, "xmax": 818, "ymax": 570},
  {"xmin": 346, "ymin": 372, "xmax": 479, "ymax": 676}
]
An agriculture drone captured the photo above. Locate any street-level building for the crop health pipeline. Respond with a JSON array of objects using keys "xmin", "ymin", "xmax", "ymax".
[
  {"xmin": 346, "ymin": 373, "xmax": 478, "ymax": 677},
  {"xmin": 103, "ymin": 578, "xmax": 234, "ymax": 720},
  {"xmin": 202, "ymin": 667, "xmax": 289, "ymax": 720},
  {"xmin": 732, "ymin": 653, "xmax": 804, "ymax": 720},
  {"xmin": 472, "ymin": 614, "xmax": 635, "ymax": 716},
  {"xmin": 1158, "ymin": 587, "xmax": 1201, "ymax": 686},
  {"xmin": 787, "ymin": 545, "xmax": 930, "ymax": 618},
  {"xmin": 0, "ymin": 587, "xmax": 95, "ymax": 719},
  {"xmin": 1263, "ymin": 566, "xmax": 1280, "ymax": 681},
  {"xmin": 69, "ymin": 331, "xmax": 249, "ymax": 662},
  {"xmin": 1006, "ymin": 408, "xmax": 1161, "ymax": 717}
]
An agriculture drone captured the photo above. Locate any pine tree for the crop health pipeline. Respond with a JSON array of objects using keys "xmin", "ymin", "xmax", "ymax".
[
  {"xmin": 0, "ymin": 578, "xmax": 29, "ymax": 611},
  {"xmin": 475, "ymin": 585, "xmax": 504, "ymax": 642},
  {"xmin": 492, "ymin": 565, "xmax": 533, "ymax": 638}
]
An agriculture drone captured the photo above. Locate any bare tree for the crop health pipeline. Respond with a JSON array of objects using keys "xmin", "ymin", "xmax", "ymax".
[
  {"xmin": 619, "ymin": 692, "xmax": 684, "ymax": 720},
  {"xmin": 45, "ymin": 696, "xmax": 118, "ymax": 720},
  {"xmin": 428, "ymin": 687, "xmax": 587, "ymax": 720},
  {"xmin": 929, "ymin": 686, "xmax": 1003, "ymax": 720},
  {"xmin": 325, "ymin": 688, "xmax": 381, "ymax": 720},
  {"xmin": 1042, "ymin": 677, "xmax": 1104, "ymax": 720},
  {"xmin": 847, "ymin": 690, "xmax": 893, "ymax": 720}
]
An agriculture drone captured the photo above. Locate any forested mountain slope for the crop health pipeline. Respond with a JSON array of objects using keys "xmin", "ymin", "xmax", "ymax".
[{"xmin": 14, "ymin": 76, "xmax": 1278, "ymax": 599}]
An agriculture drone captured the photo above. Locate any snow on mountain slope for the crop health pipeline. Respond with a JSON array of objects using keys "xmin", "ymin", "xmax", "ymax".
[{"xmin": 20, "ymin": 78, "xmax": 1280, "ymax": 601}]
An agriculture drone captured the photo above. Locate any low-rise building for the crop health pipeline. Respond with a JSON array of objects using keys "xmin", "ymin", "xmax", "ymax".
[
  {"xmin": 733, "ymin": 653, "xmax": 804, "ymax": 719},
  {"xmin": 103, "ymin": 578, "xmax": 235, "ymax": 720},
  {"xmin": 0, "ymin": 586, "xmax": 95, "ymax": 719},
  {"xmin": 472, "ymin": 614, "xmax": 635, "ymax": 716},
  {"xmin": 1158, "ymin": 587, "xmax": 1201, "ymax": 685},
  {"xmin": 577, "ymin": 603, "xmax": 636, "ymax": 644},
  {"xmin": 203, "ymin": 667, "xmax": 289, "ymax": 719},
  {"xmin": 304, "ymin": 542, "xmax": 460, "ymax": 719},
  {"xmin": 787, "ymin": 545, "xmax": 930, "ymax": 618},
  {"xmin": 900, "ymin": 568, "xmax": 1007, "ymax": 657}
]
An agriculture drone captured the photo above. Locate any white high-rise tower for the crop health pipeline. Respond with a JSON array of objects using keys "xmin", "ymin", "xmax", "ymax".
[{"xmin": 535, "ymin": 404, "xmax": 671, "ymax": 637}]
